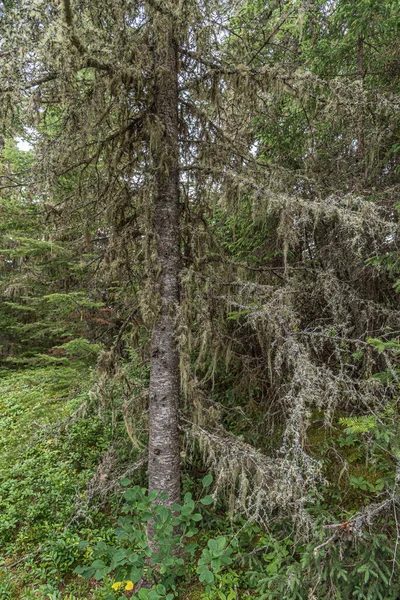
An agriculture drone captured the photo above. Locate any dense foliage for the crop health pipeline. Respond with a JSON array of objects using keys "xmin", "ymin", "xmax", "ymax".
[{"xmin": 0, "ymin": 0, "xmax": 399, "ymax": 598}]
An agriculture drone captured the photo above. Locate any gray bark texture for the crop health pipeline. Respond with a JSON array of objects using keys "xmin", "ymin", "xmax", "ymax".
[{"xmin": 147, "ymin": 15, "xmax": 181, "ymax": 509}]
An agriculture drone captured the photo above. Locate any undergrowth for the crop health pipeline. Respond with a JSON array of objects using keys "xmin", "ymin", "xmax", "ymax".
[{"xmin": 0, "ymin": 365, "xmax": 399, "ymax": 599}]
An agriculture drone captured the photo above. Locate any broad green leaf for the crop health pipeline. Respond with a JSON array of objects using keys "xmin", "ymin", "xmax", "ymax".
[
  {"xmin": 200, "ymin": 495, "xmax": 214, "ymax": 506},
  {"xmin": 202, "ymin": 474, "xmax": 213, "ymax": 487}
]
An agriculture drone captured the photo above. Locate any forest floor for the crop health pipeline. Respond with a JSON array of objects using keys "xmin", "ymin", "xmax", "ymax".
[
  {"xmin": 0, "ymin": 364, "xmax": 116, "ymax": 599},
  {"xmin": 0, "ymin": 365, "xmax": 398, "ymax": 600}
]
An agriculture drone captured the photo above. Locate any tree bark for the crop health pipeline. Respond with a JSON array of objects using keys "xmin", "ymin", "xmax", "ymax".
[
  {"xmin": 148, "ymin": 13, "xmax": 181, "ymax": 509},
  {"xmin": 357, "ymin": 35, "xmax": 365, "ymax": 163}
]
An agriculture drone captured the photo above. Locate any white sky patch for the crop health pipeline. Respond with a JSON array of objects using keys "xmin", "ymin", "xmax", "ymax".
[{"xmin": 16, "ymin": 137, "xmax": 33, "ymax": 152}]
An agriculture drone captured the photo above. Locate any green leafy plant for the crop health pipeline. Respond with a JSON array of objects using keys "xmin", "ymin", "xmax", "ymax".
[
  {"xmin": 196, "ymin": 536, "xmax": 234, "ymax": 587},
  {"xmin": 75, "ymin": 475, "xmax": 217, "ymax": 600}
]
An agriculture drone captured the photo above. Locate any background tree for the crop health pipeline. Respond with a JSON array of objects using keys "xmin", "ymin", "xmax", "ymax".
[{"xmin": 0, "ymin": 138, "xmax": 114, "ymax": 367}]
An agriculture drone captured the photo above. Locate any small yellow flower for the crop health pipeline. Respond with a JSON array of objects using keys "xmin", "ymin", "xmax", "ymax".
[
  {"xmin": 125, "ymin": 581, "xmax": 134, "ymax": 591},
  {"xmin": 111, "ymin": 581, "xmax": 123, "ymax": 591}
]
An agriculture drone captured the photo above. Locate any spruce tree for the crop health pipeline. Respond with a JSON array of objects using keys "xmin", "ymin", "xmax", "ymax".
[{"xmin": 1, "ymin": 0, "xmax": 399, "ymax": 531}]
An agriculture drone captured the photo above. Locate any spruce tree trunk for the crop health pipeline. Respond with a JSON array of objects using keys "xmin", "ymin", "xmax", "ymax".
[
  {"xmin": 357, "ymin": 35, "xmax": 365, "ymax": 165},
  {"xmin": 148, "ymin": 15, "xmax": 181, "ymax": 509}
]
